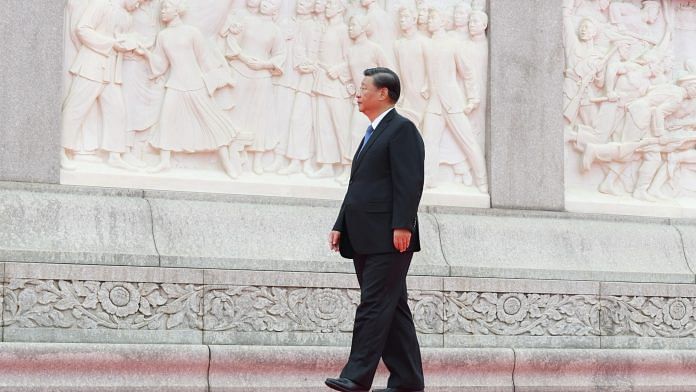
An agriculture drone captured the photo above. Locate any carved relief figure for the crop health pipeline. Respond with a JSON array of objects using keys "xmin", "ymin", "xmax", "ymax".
[
  {"xmin": 278, "ymin": 0, "xmax": 321, "ymax": 175},
  {"xmin": 61, "ymin": 0, "xmax": 142, "ymax": 171},
  {"xmin": 565, "ymin": 0, "xmax": 696, "ymax": 207},
  {"xmin": 60, "ymin": 0, "xmax": 491, "ymax": 199},
  {"xmin": 465, "ymin": 9, "xmax": 489, "ymax": 140},
  {"xmin": 563, "ymin": 7, "xmax": 607, "ymax": 127},
  {"xmin": 394, "ymin": 6, "xmax": 428, "ymax": 127},
  {"xmin": 138, "ymin": 0, "xmax": 242, "ymax": 178},
  {"xmin": 422, "ymin": 7, "xmax": 487, "ymax": 192},
  {"xmin": 359, "ymin": 0, "xmax": 397, "ymax": 65},
  {"xmin": 311, "ymin": 0, "xmax": 352, "ymax": 179},
  {"xmin": 337, "ymin": 14, "xmax": 391, "ymax": 185},
  {"xmin": 226, "ymin": 0, "xmax": 286, "ymax": 174},
  {"xmin": 62, "ymin": 0, "xmax": 100, "ymax": 154},
  {"xmin": 121, "ymin": 0, "xmax": 165, "ymax": 167},
  {"xmin": 268, "ymin": 8, "xmax": 300, "ymax": 173},
  {"xmin": 450, "ymin": 2, "xmax": 471, "ymax": 43}
]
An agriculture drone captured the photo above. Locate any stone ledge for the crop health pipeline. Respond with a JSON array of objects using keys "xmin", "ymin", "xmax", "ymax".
[
  {"xmin": 2, "ymin": 343, "xmax": 696, "ymax": 391},
  {"xmin": 1, "ymin": 183, "xmax": 695, "ymax": 284}
]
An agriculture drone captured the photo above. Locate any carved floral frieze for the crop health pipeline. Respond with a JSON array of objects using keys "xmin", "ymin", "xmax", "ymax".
[{"xmin": 4, "ymin": 278, "xmax": 696, "ymax": 340}]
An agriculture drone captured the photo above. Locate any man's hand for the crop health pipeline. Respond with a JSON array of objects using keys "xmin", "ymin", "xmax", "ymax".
[
  {"xmin": 329, "ymin": 230, "xmax": 341, "ymax": 252},
  {"xmin": 393, "ymin": 229, "xmax": 412, "ymax": 253}
]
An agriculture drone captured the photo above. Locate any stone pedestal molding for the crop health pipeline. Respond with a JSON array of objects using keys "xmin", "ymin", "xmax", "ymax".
[{"xmin": 2, "ymin": 343, "xmax": 696, "ymax": 391}]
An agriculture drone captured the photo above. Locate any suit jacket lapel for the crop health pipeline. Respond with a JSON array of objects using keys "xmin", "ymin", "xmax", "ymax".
[{"xmin": 351, "ymin": 109, "xmax": 397, "ymax": 177}]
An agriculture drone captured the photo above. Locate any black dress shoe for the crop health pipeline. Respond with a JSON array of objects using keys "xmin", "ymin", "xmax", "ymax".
[
  {"xmin": 372, "ymin": 388, "xmax": 424, "ymax": 392},
  {"xmin": 325, "ymin": 377, "xmax": 369, "ymax": 392}
]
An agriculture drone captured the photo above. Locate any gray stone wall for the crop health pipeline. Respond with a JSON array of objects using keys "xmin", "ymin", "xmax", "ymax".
[
  {"xmin": 0, "ymin": 0, "xmax": 64, "ymax": 183},
  {"xmin": 488, "ymin": 0, "xmax": 565, "ymax": 211}
]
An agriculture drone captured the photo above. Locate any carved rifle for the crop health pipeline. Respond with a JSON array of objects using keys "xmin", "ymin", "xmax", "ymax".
[{"xmin": 563, "ymin": 47, "xmax": 618, "ymax": 123}]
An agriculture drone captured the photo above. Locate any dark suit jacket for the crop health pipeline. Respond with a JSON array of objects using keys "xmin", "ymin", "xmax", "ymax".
[{"xmin": 333, "ymin": 108, "xmax": 425, "ymax": 259}]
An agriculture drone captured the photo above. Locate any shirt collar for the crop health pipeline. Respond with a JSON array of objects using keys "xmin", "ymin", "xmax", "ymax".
[{"xmin": 370, "ymin": 107, "xmax": 394, "ymax": 131}]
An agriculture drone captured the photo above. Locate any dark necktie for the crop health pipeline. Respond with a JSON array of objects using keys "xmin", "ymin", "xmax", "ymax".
[{"xmin": 357, "ymin": 124, "xmax": 374, "ymax": 157}]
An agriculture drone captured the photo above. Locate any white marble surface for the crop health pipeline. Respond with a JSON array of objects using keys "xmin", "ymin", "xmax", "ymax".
[
  {"xmin": 59, "ymin": 0, "xmax": 491, "ymax": 206},
  {"xmin": 564, "ymin": 0, "xmax": 696, "ymax": 217}
]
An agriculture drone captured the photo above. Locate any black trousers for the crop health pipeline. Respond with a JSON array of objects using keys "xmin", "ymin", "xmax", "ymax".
[{"xmin": 339, "ymin": 251, "xmax": 425, "ymax": 390}]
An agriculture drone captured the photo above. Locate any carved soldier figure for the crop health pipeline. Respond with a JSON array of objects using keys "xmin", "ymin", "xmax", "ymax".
[{"xmin": 563, "ymin": 2, "xmax": 607, "ymax": 127}]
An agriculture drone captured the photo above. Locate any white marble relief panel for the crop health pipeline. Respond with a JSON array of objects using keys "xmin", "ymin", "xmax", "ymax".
[
  {"xmin": 564, "ymin": 0, "xmax": 696, "ymax": 217},
  {"xmin": 59, "ymin": 0, "xmax": 490, "ymax": 207}
]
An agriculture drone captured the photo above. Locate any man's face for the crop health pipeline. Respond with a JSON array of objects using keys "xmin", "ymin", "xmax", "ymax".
[
  {"xmin": 361, "ymin": 0, "xmax": 374, "ymax": 7},
  {"xmin": 578, "ymin": 19, "xmax": 596, "ymax": 41},
  {"xmin": 247, "ymin": 0, "xmax": 261, "ymax": 9},
  {"xmin": 428, "ymin": 10, "xmax": 441, "ymax": 33},
  {"xmin": 453, "ymin": 6, "xmax": 469, "ymax": 27},
  {"xmin": 417, "ymin": 3, "xmax": 428, "ymax": 25},
  {"xmin": 161, "ymin": 3, "xmax": 177, "ymax": 22},
  {"xmin": 349, "ymin": 17, "xmax": 364, "ymax": 39},
  {"xmin": 356, "ymin": 76, "xmax": 385, "ymax": 113},
  {"xmin": 469, "ymin": 13, "xmax": 487, "ymax": 35},
  {"xmin": 399, "ymin": 9, "xmax": 416, "ymax": 31}
]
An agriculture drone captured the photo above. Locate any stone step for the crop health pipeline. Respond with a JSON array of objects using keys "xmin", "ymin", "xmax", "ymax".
[{"xmin": 1, "ymin": 343, "xmax": 696, "ymax": 391}]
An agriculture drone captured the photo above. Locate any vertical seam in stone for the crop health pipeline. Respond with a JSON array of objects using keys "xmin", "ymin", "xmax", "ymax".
[
  {"xmin": 440, "ymin": 272, "xmax": 445, "ymax": 348},
  {"xmin": 671, "ymin": 223, "xmax": 696, "ymax": 283},
  {"xmin": 206, "ymin": 344, "xmax": 212, "ymax": 392},
  {"xmin": 429, "ymin": 213, "xmax": 450, "ymax": 277},
  {"xmin": 201, "ymin": 269, "xmax": 207, "ymax": 345},
  {"xmin": 510, "ymin": 347, "xmax": 517, "ymax": 392},
  {"xmin": 144, "ymin": 197, "xmax": 162, "ymax": 267},
  {"xmin": 1, "ymin": 262, "xmax": 5, "ymax": 342},
  {"xmin": 598, "ymin": 281, "xmax": 604, "ymax": 349}
]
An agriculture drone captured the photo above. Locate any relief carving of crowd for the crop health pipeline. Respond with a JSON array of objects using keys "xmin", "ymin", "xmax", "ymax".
[
  {"xmin": 61, "ymin": 0, "xmax": 490, "ymax": 191},
  {"xmin": 565, "ymin": 0, "xmax": 696, "ymax": 202}
]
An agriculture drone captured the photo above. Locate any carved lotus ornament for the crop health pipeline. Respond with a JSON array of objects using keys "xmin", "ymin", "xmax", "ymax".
[
  {"xmin": 497, "ymin": 293, "xmax": 530, "ymax": 324},
  {"xmin": 305, "ymin": 288, "xmax": 352, "ymax": 329},
  {"xmin": 662, "ymin": 298, "xmax": 693, "ymax": 329},
  {"xmin": 97, "ymin": 282, "xmax": 142, "ymax": 317}
]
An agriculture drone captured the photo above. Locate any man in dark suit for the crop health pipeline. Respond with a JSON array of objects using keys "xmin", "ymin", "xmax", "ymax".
[{"xmin": 325, "ymin": 68, "xmax": 425, "ymax": 392}]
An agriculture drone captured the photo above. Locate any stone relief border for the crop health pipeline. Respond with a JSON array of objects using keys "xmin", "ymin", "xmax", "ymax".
[{"xmin": 3, "ymin": 277, "xmax": 696, "ymax": 340}]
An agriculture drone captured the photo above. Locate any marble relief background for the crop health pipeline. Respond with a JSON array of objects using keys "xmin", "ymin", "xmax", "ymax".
[
  {"xmin": 60, "ymin": 0, "xmax": 490, "ymax": 196},
  {"xmin": 564, "ymin": 0, "xmax": 696, "ymax": 212}
]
